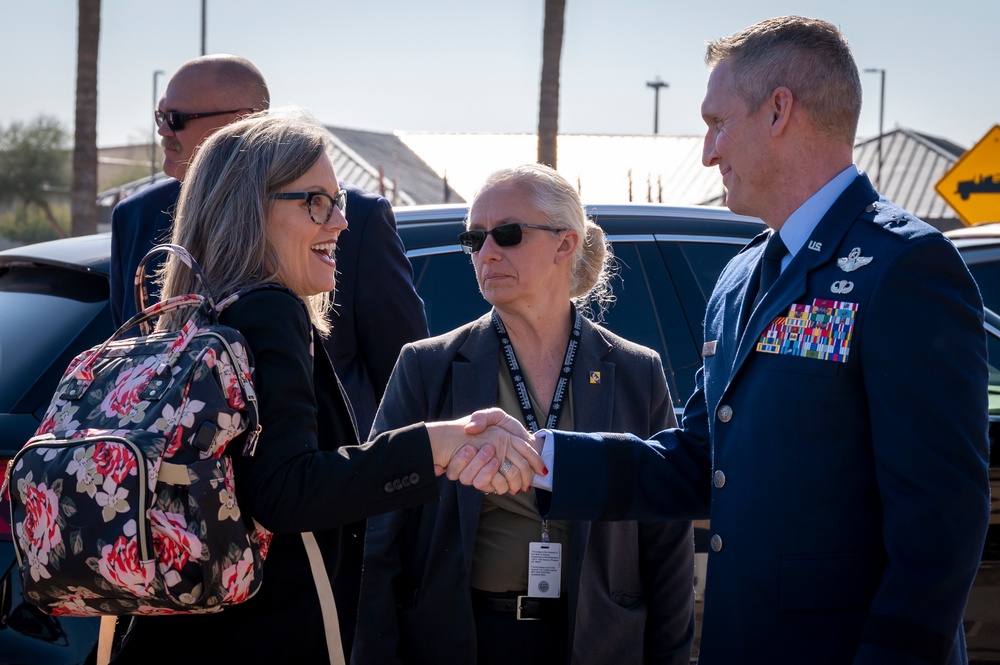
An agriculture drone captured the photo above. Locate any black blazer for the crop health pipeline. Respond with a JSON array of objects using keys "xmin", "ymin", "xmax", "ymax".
[
  {"xmin": 353, "ymin": 313, "xmax": 696, "ymax": 665},
  {"xmin": 115, "ymin": 288, "xmax": 438, "ymax": 664}
]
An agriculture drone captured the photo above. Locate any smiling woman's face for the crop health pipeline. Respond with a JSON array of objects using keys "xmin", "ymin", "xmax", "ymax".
[{"xmin": 267, "ymin": 153, "xmax": 348, "ymax": 296}]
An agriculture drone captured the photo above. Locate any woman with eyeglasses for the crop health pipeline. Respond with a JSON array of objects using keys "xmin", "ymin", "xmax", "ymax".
[
  {"xmin": 110, "ymin": 111, "xmax": 543, "ymax": 665},
  {"xmin": 354, "ymin": 164, "xmax": 696, "ymax": 665}
]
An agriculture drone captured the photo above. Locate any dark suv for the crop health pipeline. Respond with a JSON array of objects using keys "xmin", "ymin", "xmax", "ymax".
[{"xmin": 1, "ymin": 204, "xmax": 998, "ymax": 662}]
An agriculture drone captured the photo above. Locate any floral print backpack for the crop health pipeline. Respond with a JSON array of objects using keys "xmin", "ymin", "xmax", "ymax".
[{"xmin": 2, "ymin": 245, "xmax": 274, "ymax": 618}]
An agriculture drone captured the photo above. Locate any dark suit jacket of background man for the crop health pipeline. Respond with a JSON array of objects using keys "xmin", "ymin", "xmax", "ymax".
[
  {"xmin": 109, "ymin": 177, "xmax": 429, "ymax": 659},
  {"xmin": 538, "ymin": 173, "xmax": 990, "ymax": 665}
]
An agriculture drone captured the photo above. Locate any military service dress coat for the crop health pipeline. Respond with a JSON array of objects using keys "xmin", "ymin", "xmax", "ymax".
[{"xmin": 540, "ymin": 173, "xmax": 991, "ymax": 665}]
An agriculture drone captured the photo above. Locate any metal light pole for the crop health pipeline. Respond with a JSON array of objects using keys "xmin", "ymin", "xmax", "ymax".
[
  {"xmin": 864, "ymin": 68, "xmax": 885, "ymax": 189},
  {"xmin": 646, "ymin": 77, "xmax": 669, "ymax": 135},
  {"xmin": 152, "ymin": 69, "xmax": 165, "ymax": 179},
  {"xmin": 200, "ymin": 0, "xmax": 207, "ymax": 55}
]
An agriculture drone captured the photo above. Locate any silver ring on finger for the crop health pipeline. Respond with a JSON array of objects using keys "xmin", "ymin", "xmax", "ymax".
[{"xmin": 498, "ymin": 459, "xmax": 513, "ymax": 476}]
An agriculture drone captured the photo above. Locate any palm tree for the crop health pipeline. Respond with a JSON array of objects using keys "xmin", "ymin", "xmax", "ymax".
[
  {"xmin": 71, "ymin": 0, "xmax": 101, "ymax": 237},
  {"xmin": 536, "ymin": 0, "xmax": 565, "ymax": 168}
]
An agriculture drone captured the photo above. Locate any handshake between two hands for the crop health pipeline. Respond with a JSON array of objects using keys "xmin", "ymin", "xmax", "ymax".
[{"xmin": 424, "ymin": 408, "xmax": 547, "ymax": 495}]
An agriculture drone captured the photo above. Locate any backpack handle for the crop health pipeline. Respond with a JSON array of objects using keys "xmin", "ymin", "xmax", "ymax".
[
  {"xmin": 64, "ymin": 294, "xmax": 208, "ymax": 397},
  {"xmin": 134, "ymin": 244, "xmax": 218, "ymax": 335}
]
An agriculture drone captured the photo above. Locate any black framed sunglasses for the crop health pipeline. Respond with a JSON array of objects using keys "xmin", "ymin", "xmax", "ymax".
[
  {"xmin": 458, "ymin": 223, "xmax": 564, "ymax": 254},
  {"xmin": 271, "ymin": 190, "xmax": 348, "ymax": 225},
  {"xmin": 154, "ymin": 108, "xmax": 255, "ymax": 131}
]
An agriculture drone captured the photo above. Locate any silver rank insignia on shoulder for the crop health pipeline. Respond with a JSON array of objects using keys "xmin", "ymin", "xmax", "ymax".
[
  {"xmin": 837, "ymin": 247, "xmax": 873, "ymax": 272},
  {"xmin": 831, "ymin": 280, "xmax": 854, "ymax": 294},
  {"xmin": 703, "ymin": 340, "xmax": 718, "ymax": 357}
]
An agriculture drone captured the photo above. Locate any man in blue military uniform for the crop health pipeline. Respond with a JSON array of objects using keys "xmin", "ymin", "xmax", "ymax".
[{"xmin": 504, "ymin": 15, "xmax": 990, "ymax": 665}]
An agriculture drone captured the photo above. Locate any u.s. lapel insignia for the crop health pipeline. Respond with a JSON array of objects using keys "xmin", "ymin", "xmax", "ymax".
[
  {"xmin": 831, "ymin": 280, "xmax": 854, "ymax": 294},
  {"xmin": 837, "ymin": 247, "xmax": 873, "ymax": 272},
  {"xmin": 589, "ymin": 371, "xmax": 601, "ymax": 384},
  {"xmin": 807, "ymin": 240, "xmax": 822, "ymax": 252}
]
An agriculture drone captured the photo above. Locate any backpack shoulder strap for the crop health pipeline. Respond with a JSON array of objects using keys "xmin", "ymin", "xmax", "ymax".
[{"xmin": 215, "ymin": 283, "xmax": 305, "ymax": 314}]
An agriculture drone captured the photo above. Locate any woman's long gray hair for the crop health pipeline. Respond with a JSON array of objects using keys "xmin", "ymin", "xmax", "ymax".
[{"xmin": 156, "ymin": 108, "xmax": 334, "ymax": 333}]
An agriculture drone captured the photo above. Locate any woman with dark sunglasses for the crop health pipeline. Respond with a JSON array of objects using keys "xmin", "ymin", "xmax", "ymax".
[{"xmin": 354, "ymin": 164, "xmax": 696, "ymax": 665}]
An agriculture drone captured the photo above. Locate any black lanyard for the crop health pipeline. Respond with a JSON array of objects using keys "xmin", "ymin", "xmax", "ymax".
[{"xmin": 491, "ymin": 307, "xmax": 582, "ymax": 434}]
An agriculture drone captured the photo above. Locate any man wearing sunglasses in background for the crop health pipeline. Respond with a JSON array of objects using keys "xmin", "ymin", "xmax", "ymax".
[
  {"xmin": 110, "ymin": 54, "xmax": 268, "ymax": 328},
  {"xmin": 109, "ymin": 54, "xmax": 429, "ymax": 661}
]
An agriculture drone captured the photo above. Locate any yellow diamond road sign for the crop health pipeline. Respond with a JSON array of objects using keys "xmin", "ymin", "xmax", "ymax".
[{"xmin": 935, "ymin": 124, "xmax": 1000, "ymax": 226}]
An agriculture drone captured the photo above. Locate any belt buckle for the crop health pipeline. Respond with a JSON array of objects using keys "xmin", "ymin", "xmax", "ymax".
[{"xmin": 516, "ymin": 595, "xmax": 540, "ymax": 621}]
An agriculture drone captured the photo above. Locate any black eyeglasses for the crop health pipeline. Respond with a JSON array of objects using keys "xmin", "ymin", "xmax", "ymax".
[
  {"xmin": 271, "ymin": 190, "xmax": 347, "ymax": 225},
  {"xmin": 458, "ymin": 223, "xmax": 564, "ymax": 254},
  {"xmin": 154, "ymin": 108, "xmax": 255, "ymax": 131}
]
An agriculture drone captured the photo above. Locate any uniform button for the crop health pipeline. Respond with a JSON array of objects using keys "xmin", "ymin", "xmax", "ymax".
[
  {"xmin": 711, "ymin": 534, "xmax": 723, "ymax": 552},
  {"xmin": 383, "ymin": 481, "xmax": 394, "ymax": 493},
  {"xmin": 713, "ymin": 469, "xmax": 726, "ymax": 488},
  {"xmin": 409, "ymin": 472, "xmax": 420, "ymax": 485},
  {"xmin": 392, "ymin": 478, "xmax": 404, "ymax": 491},
  {"xmin": 717, "ymin": 405, "xmax": 733, "ymax": 422}
]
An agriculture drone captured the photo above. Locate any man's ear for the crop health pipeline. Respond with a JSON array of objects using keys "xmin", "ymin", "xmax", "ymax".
[{"xmin": 769, "ymin": 86, "xmax": 794, "ymax": 136}]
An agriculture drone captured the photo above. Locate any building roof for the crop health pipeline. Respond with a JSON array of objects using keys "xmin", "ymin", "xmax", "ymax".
[
  {"xmin": 96, "ymin": 126, "xmax": 969, "ymax": 232},
  {"xmin": 326, "ymin": 126, "xmax": 462, "ymax": 205},
  {"xmin": 853, "ymin": 127, "xmax": 966, "ymax": 229},
  {"xmin": 96, "ymin": 125, "xmax": 458, "ymax": 226},
  {"xmin": 395, "ymin": 132, "xmax": 725, "ymax": 206}
]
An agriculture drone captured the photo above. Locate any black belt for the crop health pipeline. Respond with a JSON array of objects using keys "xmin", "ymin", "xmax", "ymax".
[{"xmin": 471, "ymin": 589, "xmax": 566, "ymax": 621}]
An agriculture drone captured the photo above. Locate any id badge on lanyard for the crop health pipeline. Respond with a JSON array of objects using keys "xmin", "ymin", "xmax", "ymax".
[{"xmin": 492, "ymin": 308, "xmax": 581, "ymax": 598}]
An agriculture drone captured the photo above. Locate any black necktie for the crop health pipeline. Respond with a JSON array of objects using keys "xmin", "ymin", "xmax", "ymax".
[{"xmin": 752, "ymin": 232, "xmax": 788, "ymax": 310}]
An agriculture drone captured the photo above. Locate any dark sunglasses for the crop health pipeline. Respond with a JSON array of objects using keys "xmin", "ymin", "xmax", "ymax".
[
  {"xmin": 458, "ymin": 223, "xmax": 564, "ymax": 254},
  {"xmin": 271, "ymin": 190, "xmax": 347, "ymax": 225},
  {"xmin": 154, "ymin": 108, "xmax": 255, "ymax": 131}
]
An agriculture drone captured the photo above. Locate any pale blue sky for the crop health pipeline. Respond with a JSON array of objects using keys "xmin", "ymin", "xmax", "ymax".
[{"xmin": 2, "ymin": 0, "xmax": 997, "ymax": 150}]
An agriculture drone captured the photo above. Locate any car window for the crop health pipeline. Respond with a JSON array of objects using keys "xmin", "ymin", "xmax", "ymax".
[
  {"xmin": 410, "ymin": 252, "xmax": 489, "ymax": 337},
  {"xmin": 966, "ymin": 261, "xmax": 1000, "ymax": 316},
  {"xmin": 987, "ymin": 318, "xmax": 1000, "ymax": 418},
  {"xmin": 0, "ymin": 265, "xmax": 110, "ymax": 416},
  {"xmin": 600, "ymin": 241, "xmax": 697, "ymax": 407}
]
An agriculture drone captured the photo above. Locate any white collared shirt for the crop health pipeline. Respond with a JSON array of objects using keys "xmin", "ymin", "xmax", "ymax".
[{"xmin": 775, "ymin": 165, "xmax": 861, "ymax": 271}]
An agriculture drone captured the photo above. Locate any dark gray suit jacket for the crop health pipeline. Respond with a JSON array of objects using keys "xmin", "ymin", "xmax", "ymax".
[{"xmin": 353, "ymin": 312, "xmax": 695, "ymax": 665}]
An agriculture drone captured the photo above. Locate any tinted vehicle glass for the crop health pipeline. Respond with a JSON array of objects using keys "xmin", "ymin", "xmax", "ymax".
[
  {"xmin": 964, "ymin": 252, "xmax": 1000, "ymax": 315},
  {"xmin": 410, "ymin": 251, "xmax": 488, "ymax": 337},
  {"xmin": 0, "ymin": 266, "xmax": 108, "ymax": 413}
]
